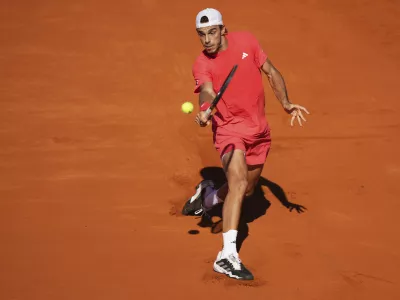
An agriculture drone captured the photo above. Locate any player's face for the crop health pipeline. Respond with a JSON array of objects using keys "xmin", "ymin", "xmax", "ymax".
[{"xmin": 196, "ymin": 26, "xmax": 225, "ymax": 54}]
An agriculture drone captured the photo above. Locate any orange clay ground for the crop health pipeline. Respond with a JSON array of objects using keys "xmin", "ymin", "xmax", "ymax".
[{"xmin": 1, "ymin": 1, "xmax": 399, "ymax": 299}]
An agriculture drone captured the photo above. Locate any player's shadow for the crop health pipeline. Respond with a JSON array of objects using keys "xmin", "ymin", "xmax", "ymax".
[{"xmin": 195, "ymin": 166, "xmax": 307, "ymax": 253}]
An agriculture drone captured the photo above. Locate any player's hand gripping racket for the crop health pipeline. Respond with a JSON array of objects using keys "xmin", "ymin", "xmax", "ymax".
[{"xmin": 204, "ymin": 64, "xmax": 238, "ymax": 120}]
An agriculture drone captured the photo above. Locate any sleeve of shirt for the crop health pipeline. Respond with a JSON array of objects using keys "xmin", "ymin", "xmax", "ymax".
[
  {"xmin": 192, "ymin": 57, "xmax": 212, "ymax": 93},
  {"xmin": 249, "ymin": 33, "xmax": 268, "ymax": 68}
]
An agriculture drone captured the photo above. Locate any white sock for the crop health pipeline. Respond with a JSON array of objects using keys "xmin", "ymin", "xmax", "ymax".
[
  {"xmin": 203, "ymin": 187, "xmax": 223, "ymax": 210},
  {"xmin": 222, "ymin": 229, "xmax": 238, "ymax": 257}
]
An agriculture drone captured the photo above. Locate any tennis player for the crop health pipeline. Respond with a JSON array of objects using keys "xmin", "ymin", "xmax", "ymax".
[{"xmin": 182, "ymin": 8, "xmax": 310, "ymax": 280}]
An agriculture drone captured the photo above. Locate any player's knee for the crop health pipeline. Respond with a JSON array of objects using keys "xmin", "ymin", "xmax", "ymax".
[{"xmin": 230, "ymin": 176, "xmax": 248, "ymax": 197}]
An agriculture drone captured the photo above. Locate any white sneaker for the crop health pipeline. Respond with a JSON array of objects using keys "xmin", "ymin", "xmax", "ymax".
[{"xmin": 213, "ymin": 251, "xmax": 254, "ymax": 280}]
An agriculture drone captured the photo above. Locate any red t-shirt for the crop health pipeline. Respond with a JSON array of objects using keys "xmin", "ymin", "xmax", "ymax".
[{"xmin": 192, "ymin": 31, "xmax": 269, "ymax": 137}]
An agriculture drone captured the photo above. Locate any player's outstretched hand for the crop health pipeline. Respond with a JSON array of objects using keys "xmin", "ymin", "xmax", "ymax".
[
  {"xmin": 284, "ymin": 103, "xmax": 310, "ymax": 127},
  {"xmin": 195, "ymin": 111, "xmax": 211, "ymax": 127}
]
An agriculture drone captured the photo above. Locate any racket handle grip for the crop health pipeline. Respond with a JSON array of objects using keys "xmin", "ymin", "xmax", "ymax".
[{"xmin": 204, "ymin": 107, "xmax": 212, "ymax": 120}]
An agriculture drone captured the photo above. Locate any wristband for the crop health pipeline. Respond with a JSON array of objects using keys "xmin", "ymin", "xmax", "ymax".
[{"xmin": 200, "ymin": 102, "xmax": 211, "ymax": 111}]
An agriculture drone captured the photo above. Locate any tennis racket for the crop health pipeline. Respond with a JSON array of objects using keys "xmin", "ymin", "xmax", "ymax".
[{"xmin": 204, "ymin": 64, "xmax": 238, "ymax": 119}]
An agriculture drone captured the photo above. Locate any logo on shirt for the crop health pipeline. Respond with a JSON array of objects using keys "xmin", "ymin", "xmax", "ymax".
[
  {"xmin": 195, "ymin": 79, "xmax": 199, "ymax": 86},
  {"xmin": 242, "ymin": 52, "xmax": 248, "ymax": 59}
]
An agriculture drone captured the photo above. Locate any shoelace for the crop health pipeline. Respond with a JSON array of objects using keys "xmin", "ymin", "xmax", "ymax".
[{"xmin": 228, "ymin": 254, "xmax": 242, "ymax": 270}]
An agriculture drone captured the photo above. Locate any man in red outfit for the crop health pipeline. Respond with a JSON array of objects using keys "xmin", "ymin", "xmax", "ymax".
[{"xmin": 182, "ymin": 8, "xmax": 310, "ymax": 280}]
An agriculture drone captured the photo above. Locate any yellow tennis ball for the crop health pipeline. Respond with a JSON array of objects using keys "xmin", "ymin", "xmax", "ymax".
[{"xmin": 181, "ymin": 102, "xmax": 194, "ymax": 114}]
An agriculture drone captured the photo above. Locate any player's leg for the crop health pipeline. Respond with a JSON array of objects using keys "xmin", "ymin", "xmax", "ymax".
[
  {"xmin": 182, "ymin": 135, "xmax": 240, "ymax": 216},
  {"xmin": 220, "ymin": 149, "xmax": 247, "ymax": 236},
  {"xmin": 245, "ymin": 164, "xmax": 264, "ymax": 197},
  {"xmin": 216, "ymin": 154, "xmax": 263, "ymax": 252},
  {"xmin": 243, "ymin": 130, "xmax": 272, "ymax": 197},
  {"xmin": 212, "ymin": 149, "xmax": 254, "ymax": 280},
  {"xmin": 203, "ymin": 144, "xmax": 245, "ymax": 217},
  {"xmin": 189, "ymin": 135, "xmax": 238, "ymax": 213},
  {"xmin": 202, "ymin": 140, "xmax": 268, "ymax": 210},
  {"xmin": 182, "ymin": 129, "xmax": 269, "ymax": 215}
]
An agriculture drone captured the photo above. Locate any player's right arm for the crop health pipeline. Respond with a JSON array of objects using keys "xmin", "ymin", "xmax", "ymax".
[
  {"xmin": 198, "ymin": 81, "xmax": 216, "ymax": 107},
  {"xmin": 192, "ymin": 57, "xmax": 215, "ymax": 127},
  {"xmin": 196, "ymin": 82, "xmax": 215, "ymax": 127}
]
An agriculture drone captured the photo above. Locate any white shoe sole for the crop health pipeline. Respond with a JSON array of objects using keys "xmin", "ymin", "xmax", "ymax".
[{"xmin": 213, "ymin": 262, "xmax": 241, "ymax": 280}]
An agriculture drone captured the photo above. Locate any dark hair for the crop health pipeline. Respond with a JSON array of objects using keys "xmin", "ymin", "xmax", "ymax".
[{"xmin": 220, "ymin": 25, "xmax": 228, "ymax": 33}]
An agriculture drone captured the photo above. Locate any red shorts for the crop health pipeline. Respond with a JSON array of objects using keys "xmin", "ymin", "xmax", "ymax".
[{"xmin": 213, "ymin": 130, "xmax": 272, "ymax": 165}]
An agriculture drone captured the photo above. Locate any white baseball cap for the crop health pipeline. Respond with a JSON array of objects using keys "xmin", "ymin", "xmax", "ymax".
[{"xmin": 196, "ymin": 8, "xmax": 223, "ymax": 28}]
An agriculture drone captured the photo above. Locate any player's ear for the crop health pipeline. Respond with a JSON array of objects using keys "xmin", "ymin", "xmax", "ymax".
[{"xmin": 220, "ymin": 25, "xmax": 227, "ymax": 35}]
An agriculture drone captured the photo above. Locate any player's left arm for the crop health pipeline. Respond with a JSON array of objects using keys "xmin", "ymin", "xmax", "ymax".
[{"xmin": 261, "ymin": 58, "xmax": 310, "ymax": 127}]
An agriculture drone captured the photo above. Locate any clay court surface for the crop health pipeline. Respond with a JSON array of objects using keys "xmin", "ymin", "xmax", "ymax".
[{"xmin": 1, "ymin": 0, "xmax": 400, "ymax": 299}]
